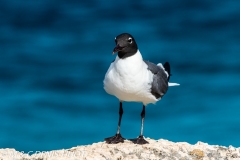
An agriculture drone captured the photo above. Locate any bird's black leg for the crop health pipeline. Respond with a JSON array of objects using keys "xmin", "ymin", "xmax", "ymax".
[
  {"xmin": 104, "ymin": 101, "xmax": 125, "ymax": 144},
  {"xmin": 130, "ymin": 105, "xmax": 149, "ymax": 144}
]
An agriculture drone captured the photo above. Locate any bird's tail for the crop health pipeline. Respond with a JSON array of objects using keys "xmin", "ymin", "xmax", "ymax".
[
  {"xmin": 168, "ymin": 82, "xmax": 180, "ymax": 86},
  {"xmin": 162, "ymin": 62, "xmax": 180, "ymax": 87}
]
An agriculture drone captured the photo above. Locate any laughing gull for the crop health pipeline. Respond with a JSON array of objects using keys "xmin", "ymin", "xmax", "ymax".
[{"xmin": 103, "ymin": 33, "xmax": 179, "ymax": 144}]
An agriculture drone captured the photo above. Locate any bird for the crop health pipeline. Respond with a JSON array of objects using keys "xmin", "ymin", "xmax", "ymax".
[{"xmin": 103, "ymin": 33, "xmax": 179, "ymax": 144}]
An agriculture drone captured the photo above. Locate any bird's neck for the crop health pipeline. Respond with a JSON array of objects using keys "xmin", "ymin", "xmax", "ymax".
[
  {"xmin": 116, "ymin": 50, "xmax": 143, "ymax": 63},
  {"xmin": 118, "ymin": 50, "xmax": 137, "ymax": 59},
  {"xmin": 115, "ymin": 50, "xmax": 144, "ymax": 74}
]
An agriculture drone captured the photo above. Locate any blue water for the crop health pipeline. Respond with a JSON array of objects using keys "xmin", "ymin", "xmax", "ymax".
[{"xmin": 1, "ymin": 0, "xmax": 240, "ymax": 152}]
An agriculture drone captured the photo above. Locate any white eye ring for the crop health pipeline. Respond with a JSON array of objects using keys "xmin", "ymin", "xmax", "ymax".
[{"xmin": 128, "ymin": 37, "xmax": 132, "ymax": 44}]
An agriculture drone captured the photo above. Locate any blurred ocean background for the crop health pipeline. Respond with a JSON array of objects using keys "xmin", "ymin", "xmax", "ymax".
[{"xmin": 0, "ymin": 0, "xmax": 240, "ymax": 152}]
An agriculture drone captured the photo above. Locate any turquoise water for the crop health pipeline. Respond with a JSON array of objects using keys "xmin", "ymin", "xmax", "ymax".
[{"xmin": 0, "ymin": 0, "xmax": 240, "ymax": 152}]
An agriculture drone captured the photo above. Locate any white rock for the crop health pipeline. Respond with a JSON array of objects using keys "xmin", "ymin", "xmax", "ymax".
[{"xmin": 0, "ymin": 139, "xmax": 239, "ymax": 160}]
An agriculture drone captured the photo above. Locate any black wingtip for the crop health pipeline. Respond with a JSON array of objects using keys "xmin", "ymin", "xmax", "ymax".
[{"xmin": 163, "ymin": 62, "xmax": 171, "ymax": 81}]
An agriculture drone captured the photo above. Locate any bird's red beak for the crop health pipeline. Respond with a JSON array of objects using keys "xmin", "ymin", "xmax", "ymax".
[{"xmin": 112, "ymin": 45, "xmax": 124, "ymax": 54}]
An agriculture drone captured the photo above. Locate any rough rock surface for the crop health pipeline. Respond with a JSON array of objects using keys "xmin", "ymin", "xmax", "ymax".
[{"xmin": 1, "ymin": 139, "xmax": 240, "ymax": 160}]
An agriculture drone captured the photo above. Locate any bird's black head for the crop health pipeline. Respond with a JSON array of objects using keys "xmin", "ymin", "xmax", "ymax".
[{"xmin": 112, "ymin": 33, "xmax": 138, "ymax": 59}]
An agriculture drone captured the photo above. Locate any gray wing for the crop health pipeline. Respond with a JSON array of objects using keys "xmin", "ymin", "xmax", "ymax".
[{"xmin": 144, "ymin": 61, "xmax": 169, "ymax": 99}]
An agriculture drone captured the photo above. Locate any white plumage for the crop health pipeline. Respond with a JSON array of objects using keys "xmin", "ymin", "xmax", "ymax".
[{"xmin": 104, "ymin": 50, "xmax": 159, "ymax": 105}]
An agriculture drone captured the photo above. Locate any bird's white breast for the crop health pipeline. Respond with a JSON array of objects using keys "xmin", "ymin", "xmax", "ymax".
[{"xmin": 103, "ymin": 50, "xmax": 157, "ymax": 105}]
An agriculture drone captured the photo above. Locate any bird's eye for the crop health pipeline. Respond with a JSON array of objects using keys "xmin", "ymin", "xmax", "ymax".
[
  {"xmin": 128, "ymin": 37, "xmax": 132, "ymax": 44},
  {"xmin": 114, "ymin": 37, "xmax": 117, "ymax": 43}
]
